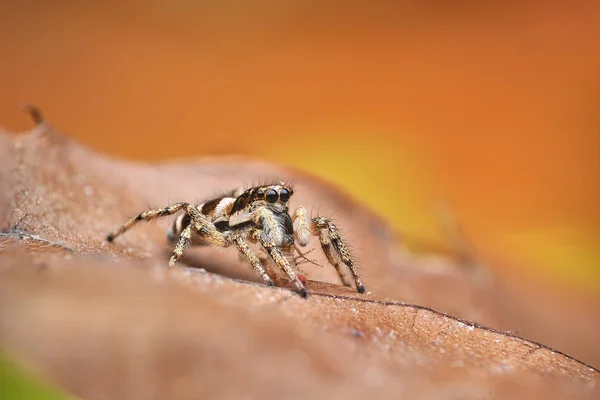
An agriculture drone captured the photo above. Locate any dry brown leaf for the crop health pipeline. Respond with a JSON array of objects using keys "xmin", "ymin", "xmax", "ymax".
[{"xmin": 0, "ymin": 116, "xmax": 598, "ymax": 399}]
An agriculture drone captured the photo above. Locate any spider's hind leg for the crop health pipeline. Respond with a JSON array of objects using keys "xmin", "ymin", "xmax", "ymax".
[
  {"xmin": 169, "ymin": 223, "xmax": 193, "ymax": 266},
  {"xmin": 107, "ymin": 202, "xmax": 228, "ymax": 268},
  {"xmin": 106, "ymin": 202, "xmax": 190, "ymax": 242},
  {"xmin": 171, "ymin": 207, "xmax": 232, "ymax": 266},
  {"xmin": 312, "ymin": 216, "xmax": 366, "ymax": 293}
]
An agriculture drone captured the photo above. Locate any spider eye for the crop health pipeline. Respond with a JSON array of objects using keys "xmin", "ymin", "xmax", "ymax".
[
  {"xmin": 256, "ymin": 190, "xmax": 264, "ymax": 198},
  {"xmin": 265, "ymin": 189, "xmax": 278, "ymax": 203},
  {"xmin": 279, "ymin": 188, "xmax": 290, "ymax": 202}
]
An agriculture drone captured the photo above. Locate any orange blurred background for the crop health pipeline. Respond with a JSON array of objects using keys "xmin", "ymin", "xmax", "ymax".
[{"xmin": 1, "ymin": 1, "xmax": 599, "ymax": 292}]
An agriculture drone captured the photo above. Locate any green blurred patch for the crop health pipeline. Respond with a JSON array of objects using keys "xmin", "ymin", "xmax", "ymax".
[{"xmin": 0, "ymin": 351, "xmax": 69, "ymax": 400}]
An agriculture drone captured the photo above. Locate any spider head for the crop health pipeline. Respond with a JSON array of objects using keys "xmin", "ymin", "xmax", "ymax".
[
  {"xmin": 243, "ymin": 183, "xmax": 294, "ymax": 208},
  {"xmin": 253, "ymin": 184, "xmax": 294, "ymax": 206},
  {"xmin": 229, "ymin": 182, "xmax": 294, "ymax": 226}
]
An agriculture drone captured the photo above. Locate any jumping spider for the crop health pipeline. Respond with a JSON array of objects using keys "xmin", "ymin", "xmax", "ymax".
[{"xmin": 106, "ymin": 182, "xmax": 366, "ymax": 297}]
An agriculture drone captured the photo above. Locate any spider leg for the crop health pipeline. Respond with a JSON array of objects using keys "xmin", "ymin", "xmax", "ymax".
[
  {"xmin": 106, "ymin": 202, "xmax": 191, "ymax": 242},
  {"xmin": 312, "ymin": 216, "xmax": 366, "ymax": 293},
  {"xmin": 233, "ymin": 234, "xmax": 275, "ymax": 287},
  {"xmin": 108, "ymin": 202, "xmax": 230, "ymax": 268},
  {"xmin": 250, "ymin": 228, "xmax": 307, "ymax": 298},
  {"xmin": 169, "ymin": 223, "xmax": 193, "ymax": 266},
  {"xmin": 317, "ymin": 229, "xmax": 353, "ymax": 287},
  {"xmin": 255, "ymin": 207, "xmax": 284, "ymax": 246},
  {"xmin": 187, "ymin": 206, "xmax": 229, "ymax": 248},
  {"xmin": 165, "ymin": 209, "xmax": 276, "ymax": 288}
]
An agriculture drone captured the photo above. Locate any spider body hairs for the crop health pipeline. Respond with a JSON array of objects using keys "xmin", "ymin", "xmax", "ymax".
[{"xmin": 106, "ymin": 182, "xmax": 366, "ymax": 297}]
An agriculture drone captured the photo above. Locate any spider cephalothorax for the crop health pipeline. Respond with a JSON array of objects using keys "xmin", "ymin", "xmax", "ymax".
[{"xmin": 106, "ymin": 182, "xmax": 365, "ymax": 297}]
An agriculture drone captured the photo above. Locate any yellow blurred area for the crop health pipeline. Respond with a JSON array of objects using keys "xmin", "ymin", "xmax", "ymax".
[{"xmin": 1, "ymin": 1, "xmax": 598, "ymax": 291}]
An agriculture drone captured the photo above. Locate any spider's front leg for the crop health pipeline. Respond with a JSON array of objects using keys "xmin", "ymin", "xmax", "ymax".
[
  {"xmin": 171, "ymin": 215, "xmax": 278, "ymax": 289},
  {"xmin": 249, "ymin": 228, "xmax": 308, "ymax": 298},
  {"xmin": 311, "ymin": 216, "xmax": 366, "ymax": 293},
  {"xmin": 232, "ymin": 234, "xmax": 275, "ymax": 287}
]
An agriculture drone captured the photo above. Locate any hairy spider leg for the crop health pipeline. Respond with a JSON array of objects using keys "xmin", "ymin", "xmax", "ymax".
[
  {"xmin": 249, "ymin": 228, "xmax": 308, "ymax": 298},
  {"xmin": 312, "ymin": 217, "xmax": 366, "ymax": 293},
  {"xmin": 107, "ymin": 202, "xmax": 287, "ymax": 290},
  {"xmin": 107, "ymin": 202, "xmax": 228, "ymax": 266},
  {"xmin": 106, "ymin": 202, "xmax": 192, "ymax": 242},
  {"xmin": 168, "ymin": 207, "xmax": 232, "ymax": 266},
  {"xmin": 233, "ymin": 234, "xmax": 275, "ymax": 287}
]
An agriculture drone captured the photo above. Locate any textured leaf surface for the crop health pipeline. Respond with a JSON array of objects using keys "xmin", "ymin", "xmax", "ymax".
[{"xmin": 0, "ymin": 123, "xmax": 598, "ymax": 399}]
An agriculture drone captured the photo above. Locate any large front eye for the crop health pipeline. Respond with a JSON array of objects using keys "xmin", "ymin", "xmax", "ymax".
[
  {"xmin": 265, "ymin": 189, "xmax": 278, "ymax": 203},
  {"xmin": 279, "ymin": 188, "xmax": 290, "ymax": 202}
]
